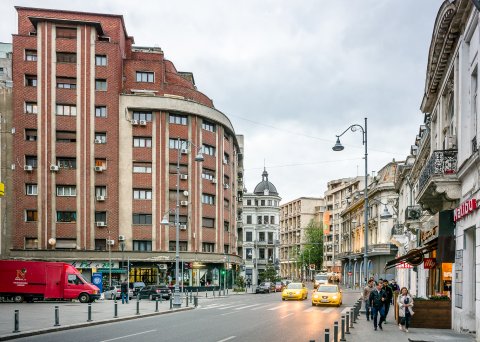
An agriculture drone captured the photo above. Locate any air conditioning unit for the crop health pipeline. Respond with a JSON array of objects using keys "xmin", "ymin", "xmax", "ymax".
[
  {"xmin": 180, "ymin": 201, "xmax": 188, "ymax": 206},
  {"xmin": 50, "ymin": 165, "xmax": 59, "ymax": 172},
  {"xmin": 24, "ymin": 165, "xmax": 33, "ymax": 171},
  {"xmin": 94, "ymin": 138, "xmax": 103, "ymax": 144},
  {"xmin": 96, "ymin": 221, "xmax": 106, "ymax": 227},
  {"xmin": 131, "ymin": 119, "xmax": 139, "ymax": 125},
  {"xmin": 224, "ymin": 184, "xmax": 229, "ymax": 189},
  {"xmin": 139, "ymin": 119, "xmax": 147, "ymax": 126},
  {"xmin": 211, "ymin": 179, "xmax": 217, "ymax": 184},
  {"xmin": 94, "ymin": 166, "xmax": 104, "ymax": 172},
  {"xmin": 107, "ymin": 239, "xmax": 115, "ymax": 246},
  {"xmin": 118, "ymin": 235, "xmax": 126, "ymax": 241},
  {"xmin": 180, "ymin": 174, "xmax": 188, "ymax": 180},
  {"xmin": 96, "ymin": 195, "xmax": 105, "ymax": 201},
  {"xmin": 223, "ymin": 159, "xmax": 228, "ymax": 165},
  {"xmin": 179, "ymin": 224, "xmax": 187, "ymax": 230},
  {"xmin": 181, "ymin": 148, "xmax": 188, "ymax": 154},
  {"xmin": 405, "ymin": 206, "xmax": 422, "ymax": 221}
]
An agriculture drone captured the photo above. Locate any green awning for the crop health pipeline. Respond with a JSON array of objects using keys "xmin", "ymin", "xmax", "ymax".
[{"xmin": 97, "ymin": 269, "xmax": 127, "ymax": 274}]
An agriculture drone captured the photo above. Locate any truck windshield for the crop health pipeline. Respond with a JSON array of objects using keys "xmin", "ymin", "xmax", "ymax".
[{"xmin": 315, "ymin": 275, "xmax": 328, "ymax": 281}]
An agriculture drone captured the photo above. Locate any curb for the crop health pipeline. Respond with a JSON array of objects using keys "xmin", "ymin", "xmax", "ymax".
[{"xmin": 0, "ymin": 306, "xmax": 195, "ymax": 341}]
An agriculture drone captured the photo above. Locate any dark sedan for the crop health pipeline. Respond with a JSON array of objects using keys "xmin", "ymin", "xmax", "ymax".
[
  {"xmin": 137, "ymin": 285, "xmax": 172, "ymax": 300},
  {"xmin": 256, "ymin": 282, "xmax": 275, "ymax": 294}
]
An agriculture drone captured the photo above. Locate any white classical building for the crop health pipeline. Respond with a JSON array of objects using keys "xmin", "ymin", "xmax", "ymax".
[{"xmin": 241, "ymin": 169, "xmax": 281, "ymax": 286}]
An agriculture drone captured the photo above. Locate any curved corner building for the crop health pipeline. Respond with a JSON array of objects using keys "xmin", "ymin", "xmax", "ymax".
[{"xmin": 11, "ymin": 6, "xmax": 244, "ymax": 287}]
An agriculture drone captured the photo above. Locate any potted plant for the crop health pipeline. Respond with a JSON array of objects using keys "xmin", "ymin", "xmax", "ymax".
[{"xmin": 409, "ymin": 296, "xmax": 451, "ymax": 329}]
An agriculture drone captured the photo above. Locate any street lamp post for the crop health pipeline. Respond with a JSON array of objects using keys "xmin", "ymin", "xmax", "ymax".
[
  {"xmin": 161, "ymin": 137, "xmax": 204, "ymax": 308},
  {"xmin": 333, "ymin": 117, "xmax": 368, "ymax": 287}
]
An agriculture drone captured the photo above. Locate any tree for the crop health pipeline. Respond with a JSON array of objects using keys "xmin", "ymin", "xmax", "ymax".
[
  {"xmin": 260, "ymin": 263, "xmax": 280, "ymax": 283},
  {"xmin": 297, "ymin": 219, "xmax": 324, "ymax": 275}
]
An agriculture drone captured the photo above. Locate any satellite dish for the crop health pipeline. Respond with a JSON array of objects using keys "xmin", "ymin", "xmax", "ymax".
[{"xmin": 48, "ymin": 238, "xmax": 56, "ymax": 246}]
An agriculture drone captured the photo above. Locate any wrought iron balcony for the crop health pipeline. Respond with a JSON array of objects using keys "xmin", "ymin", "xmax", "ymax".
[{"xmin": 416, "ymin": 149, "xmax": 460, "ymax": 214}]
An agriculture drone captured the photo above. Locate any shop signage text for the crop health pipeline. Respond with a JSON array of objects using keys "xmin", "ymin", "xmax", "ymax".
[
  {"xmin": 423, "ymin": 258, "xmax": 436, "ymax": 269},
  {"xmin": 396, "ymin": 262, "xmax": 413, "ymax": 269},
  {"xmin": 71, "ymin": 261, "xmax": 119, "ymax": 268},
  {"xmin": 454, "ymin": 198, "xmax": 478, "ymax": 222}
]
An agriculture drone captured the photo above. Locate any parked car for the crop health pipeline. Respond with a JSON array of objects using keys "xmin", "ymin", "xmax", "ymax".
[
  {"xmin": 131, "ymin": 282, "xmax": 146, "ymax": 297},
  {"xmin": 274, "ymin": 281, "xmax": 285, "ymax": 292},
  {"xmin": 137, "ymin": 285, "xmax": 172, "ymax": 300},
  {"xmin": 255, "ymin": 282, "xmax": 275, "ymax": 294},
  {"xmin": 103, "ymin": 285, "xmax": 133, "ymax": 300}
]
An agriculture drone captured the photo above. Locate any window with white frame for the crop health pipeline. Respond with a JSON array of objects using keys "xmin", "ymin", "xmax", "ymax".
[
  {"xmin": 25, "ymin": 129, "xmax": 37, "ymax": 141},
  {"xmin": 134, "ymin": 240, "xmax": 152, "ymax": 251},
  {"xmin": 245, "ymin": 248, "xmax": 253, "ymax": 260},
  {"xmin": 169, "ymin": 138, "xmax": 187, "ymax": 150},
  {"xmin": 56, "ymin": 104, "xmax": 77, "ymax": 116},
  {"xmin": 136, "ymin": 71, "xmax": 154, "ymax": 83},
  {"xmin": 169, "ymin": 114, "xmax": 187, "ymax": 125},
  {"xmin": 95, "ymin": 79, "xmax": 107, "ymax": 91},
  {"xmin": 25, "ymin": 49, "xmax": 37, "ymax": 61},
  {"xmin": 245, "ymin": 231, "xmax": 252, "ymax": 242},
  {"xmin": 25, "ymin": 75, "xmax": 37, "ymax": 87},
  {"xmin": 57, "ymin": 157, "xmax": 76, "ymax": 169},
  {"xmin": 201, "ymin": 168, "xmax": 215, "ymax": 180},
  {"xmin": 202, "ymin": 120, "xmax": 215, "ymax": 132},
  {"xmin": 95, "ymin": 132, "xmax": 107, "ymax": 143},
  {"xmin": 95, "ymin": 55, "xmax": 107, "ymax": 66},
  {"xmin": 26, "ymin": 184, "xmax": 37, "ymax": 195},
  {"xmin": 25, "ymin": 102, "xmax": 38, "ymax": 114},
  {"xmin": 25, "ymin": 210, "xmax": 38, "ymax": 222},
  {"xmin": 57, "ymin": 211, "xmax": 77, "ymax": 222},
  {"xmin": 95, "ymin": 106, "xmax": 107, "ymax": 118},
  {"xmin": 57, "ymin": 77, "xmax": 76, "ymax": 89},
  {"xmin": 133, "ymin": 137, "xmax": 152, "ymax": 148},
  {"xmin": 133, "ymin": 162, "xmax": 152, "ymax": 173},
  {"xmin": 202, "ymin": 144, "xmax": 215, "ymax": 156},
  {"xmin": 95, "ymin": 186, "xmax": 107, "ymax": 197},
  {"xmin": 223, "ymin": 153, "xmax": 230, "ymax": 164},
  {"xmin": 56, "ymin": 185, "xmax": 76, "ymax": 197},
  {"xmin": 202, "ymin": 243, "xmax": 215, "ymax": 253},
  {"xmin": 202, "ymin": 194, "xmax": 215, "ymax": 205},
  {"xmin": 132, "ymin": 214, "xmax": 152, "ymax": 225},
  {"xmin": 132, "ymin": 111, "xmax": 152, "ymax": 121},
  {"xmin": 133, "ymin": 189, "xmax": 152, "ymax": 200}
]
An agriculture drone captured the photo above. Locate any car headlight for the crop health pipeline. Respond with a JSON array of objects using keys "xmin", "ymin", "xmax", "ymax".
[
  {"xmin": 313, "ymin": 294, "xmax": 319, "ymax": 299},
  {"xmin": 332, "ymin": 295, "xmax": 338, "ymax": 299}
]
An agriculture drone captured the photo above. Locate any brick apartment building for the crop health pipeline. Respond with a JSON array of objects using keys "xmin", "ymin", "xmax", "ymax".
[{"xmin": 9, "ymin": 6, "xmax": 243, "ymax": 287}]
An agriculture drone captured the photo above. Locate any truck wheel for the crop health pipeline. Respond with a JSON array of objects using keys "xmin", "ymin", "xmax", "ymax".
[
  {"xmin": 13, "ymin": 295, "xmax": 24, "ymax": 303},
  {"xmin": 78, "ymin": 293, "xmax": 90, "ymax": 303}
]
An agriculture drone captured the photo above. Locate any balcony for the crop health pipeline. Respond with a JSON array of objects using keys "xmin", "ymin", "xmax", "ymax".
[{"xmin": 416, "ymin": 149, "xmax": 461, "ymax": 214}]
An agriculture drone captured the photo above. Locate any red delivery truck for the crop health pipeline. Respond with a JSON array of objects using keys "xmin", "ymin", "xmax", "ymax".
[{"xmin": 0, "ymin": 260, "xmax": 100, "ymax": 303}]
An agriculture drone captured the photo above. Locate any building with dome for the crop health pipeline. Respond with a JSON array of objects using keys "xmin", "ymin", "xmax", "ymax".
[{"xmin": 240, "ymin": 169, "xmax": 281, "ymax": 286}]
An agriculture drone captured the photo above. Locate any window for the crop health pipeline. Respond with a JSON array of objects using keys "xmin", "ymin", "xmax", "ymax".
[
  {"xmin": 169, "ymin": 164, "xmax": 188, "ymax": 174},
  {"xmin": 132, "ymin": 111, "xmax": 152, "ymax": 121},
  {"xmin": 224, "ymin": 199, "xmax": 230, "ymax": 209},
  {"xmin": 224, "ymin": 221, "xmax": 229, "ymax": 231},
  {"xmin": 133, "ymin": 189, "xmax": 152, "ymax": 200},
  {"xmin": 56, "ymin": 52, "xmax": 76, "ymax": 63},
  {"xmin": 95, "ymin": 79, "xmax": 107, "ymax": 91},
  {"xmin": 202, "ymin": 168, "xmax": 215, "ymax": 180},
  {"xmin": 202, "ymin": 144, "xmax": 215, "ymax": 156},
  {"xmin": 25, "ymin": 75, "xmax": 37, "ymax": 87},
  {"xmin": 132, "ymin": 214, "xmax": 152, "ymax": 225},
  {"xmin": 169, "ymin": 241, "xmax": 188, "ymax": 252},
  {"xmin": 56, "ymin": 131, "xmax": 76, "ymax": 143},
  {"xmin": 133, "ymin": 240, "xmax": 152, "ymax": 251},
  {"xmin": 246, "ymin": 248, "xmax": 252, "ymax": 260},
  {"xmin": 136, "ymin": 71, "xmax": 154, "ymax": 83},
  {"xmin": 56, "ymin": 185, "xmax": 76, "ymax": 197},
  {"xmin": 223, "ymin": 153, "xmax": 230, "ymax": 164},
  {"xmin": 246, "ymin": 215, "xmax": 252, "ymax": 224},
  {"xmin": 56, "ymin": 239, "xmax": 77, "ymax": 249},
  {"xmin": 169, "ymin": 114, "xmax": 187, "ymax": 125},
  {"xmin": 95, "ymin": 106, "xmax": 107, "ymax": 118},
  {"xmin": 202, "ymin": 217, "xmax": 215, "ymax": 228},
  {"xmin": 57, "ymin": 211, "xmax": 77, "ymax": 222},
  {"xmin": 25, "ymin": 210, "xmax": 38, "ymax": 222},
  {"xmin": 95, "ymin": 186, "xmax": 107, "ymax": 197},
  {"xmin": 56, "ymin": 27, "xmax": 77, "ymax": 39},
  {"xmin": 133, "ymin": 162, "xmax": 152, "ymax": 173},
  {"xmin": 246, "ymin": 231, "xmax": 252, "ymax": 242},
  {"xmin": 263, "ymin": 215, "xmax": 269, "ymax": 224},
  {"xmin": 25, "ymin": 238, "xmax": 39, "ymax": 249},
  {"xmin": 95, "ymin": 239, "xmax": 107, "ymax": 251},
  {"xmin": 25, "ymin": 49, "xmax": 37, "ymax": 61},
  {"xmin": 259, "ymin": 248, "xmax": 265, "ymax": 259},
  {"xmin": 259, "ymin": 232, "xmax": 265, "ymax": 242},
  {"xmin": 95, "ymin": 132, "xmax": 107, "ymax": 144},
  {"xmin": 95, "ymin": 211, "xmax": 107, "ymax": 223},
  {"xmin": 268, "ymin": 232, "xmax": 274, "ymax": 244},
  {"xmin": 260, "ymin": 200, "xmax": 265, "ymax": 206},
  {"xmin": 57, "ymin": 157, "xmax": 76, "ymax": 169},
  {"xmin": 56, "ymin": 104, "xmax": 77, "ymax": 116},
  {"xmin": 169, "ymin": 138, "xmax": 187, "ymax": 150},
  {"xmin": 95, "ymin": 159, "xmax": 107, "ymax": 169},
  {"xmin": 268, "ymin": 200, "xmax": 272, "ymax": 206},
  {"xmin": 57, "ymin": 77, "xmax": 76, "ymax": 89},
  {"xmin": 202, "ymin": 243, "xmax": 215, "ymax": 253},
  {"xmin": 25, "ymin": 102, "xmax": 38, "ymax": 114},
  {"xmin": 202, "ymin": 194, "xmax": 215, "ymax": 205},
  {"xmin": 26, "ymin": 184, "xmax": 37, "ymax": 195},
  {"xmin": 168, "ymin": 215, "xmax": 188, "ymax": 224},
  {"xmin": 95, "ymin": 55, "xmax": 107, "ymax": 66},
  {"xmin": 270, "ymin": 216, "xmax": 275, "ymax": 224},
  {"xmin": 25, "ymin": 129, "xmax": 37, "ymax": 141},
  {"xmin": 202, "ymin": 120, "xmax": 215, "ymax": 132},
  {"xmin": 224, "ymin": 245, "xmax": 230, "ymax": 254},
  {"xmin": 246, "ymin": 199, "xmax": 252, "ymax": 206},
  {"xmin": 25, "ymin": 156, "xmax": 37, "ymax": 168},
  {"xmin": 257, "ymin": 216, "xmax": 262, "ymax": 224},
  {"xmin": 133, "ymin": 137, "xmax": 152, "ymax": 148}
]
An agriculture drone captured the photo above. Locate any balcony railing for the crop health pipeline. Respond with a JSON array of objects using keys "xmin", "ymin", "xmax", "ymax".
[{"xmin": 418, "ymin": 149, "xmax": 457, "ymax": 193}]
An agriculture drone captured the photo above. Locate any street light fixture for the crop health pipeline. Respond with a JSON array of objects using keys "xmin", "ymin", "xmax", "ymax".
[
  {"xmin": 161, "ymin": 137, "xmax": 204, "ymax": 308},
  {"xmin": 333, "ymin": 117, "xmax": 369, "ymax": 286}
]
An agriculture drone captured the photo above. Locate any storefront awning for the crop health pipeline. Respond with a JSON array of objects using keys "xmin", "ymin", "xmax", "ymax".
[
  {"xmin": 384, "ymin": 242, "xmax": 437, "ymax": 270},
  {"xmin": 97, "ymin": 268, "xmax": 127, "ymax": 274}
]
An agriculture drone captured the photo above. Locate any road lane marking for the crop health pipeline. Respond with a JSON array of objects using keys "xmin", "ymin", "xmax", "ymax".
[
  {"xmin": 99, "ymin": 330, "xmax": 157, "ymax": 342},
  {"xmin": 199, "ymin": 304, "xmax": 228, "ymax": 309},
  {"xmin": 323, "ymin": 308, "xmax": 334, "ymax": 313},
  {"xmin": 303, "ymin": 307, "xmax": 315, "ymax": 312},
  {"xmin": 216, "ymin": 336, "xmax": 236, "ymax": 342},
  {"xmin": 250, "ymin": 304, "xmax": 272, "ymax": 311},
  {"xmin": 220, "ymin": 311, "xmax": 241, "ymax": 316},
  {"xmin": 281, "ymin": 313, "xmax": 294, "ymax": 319},
  {"xmin": 234, "ymin": 304, "xmax": 261, "ymax": 310},
  {"xmin": 267, "ymin": 304, "xmax": 287, "ymax": 311},
  {"xmin": 218, "ymin": 304, "xmax": 246, "ymax": 310}
]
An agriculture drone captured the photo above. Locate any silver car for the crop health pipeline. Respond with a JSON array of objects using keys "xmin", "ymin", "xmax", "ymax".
[{"xmin": 103, "ymin": 285, "xmax": 133, "ymax": 300}]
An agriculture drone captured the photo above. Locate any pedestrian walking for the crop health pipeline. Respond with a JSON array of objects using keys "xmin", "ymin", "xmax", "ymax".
[
  {"xmin": 369, "ymin": 282, "xmax": 387, "ymax": 331},
  {"xmin": 363, "ymin": 279, "xmax": 375, "ymax": 321},
  {"xmin": 120, "ymin": 280, "xmax": 129, "ymax": 304},
  {"xmin": 397, "ymin": 287, "xmax": 414, "ymax": 333},
  {"xmin": 382, "ymin": 280, "xmax": 393, "ymax": 323}
]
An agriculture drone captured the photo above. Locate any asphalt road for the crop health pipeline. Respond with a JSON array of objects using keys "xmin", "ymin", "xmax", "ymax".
[{"xmin": 13, "ymin": 289, "xmax": 359, "ymax": 342}]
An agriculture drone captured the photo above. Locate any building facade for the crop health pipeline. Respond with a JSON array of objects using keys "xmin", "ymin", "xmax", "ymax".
[
  {"xmin": 9, "ymin": 7, "xmax": 243, "ymax": 288},
  {"xmin": 241, "ymin": 169, "xmax": 280, "ymax": 286},
  {"xmin": 279, "ymin": 196, "xmax": 324, "ymax": 280}
]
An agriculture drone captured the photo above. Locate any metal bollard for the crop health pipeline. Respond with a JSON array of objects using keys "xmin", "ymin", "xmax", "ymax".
[
  {"xmin": 324, "ymin": 328, "xmax": 330, "ymax": 342},
  {"xmin": 13, "ymin": 310, "xmax": 20, "ymax": 333},
  {"xmin": 194, "ymin": 296, "xmax": 198, "ymax": 307},
  {"xmin": 345, "ymin": 313, "xmax": 350, "ymax": 334},
  {"xmin": 54, "ymin": 306, "xmax": 60, "ymax": 327},
  {"xmin": 114, "ymin": 301, "xmax": 118, "ymax": 318},
  {"xmin": 155, "ymin": 299, "xmax": 159, "ymax": 312},
  {"xmin": 136, "ymin": 299, "xmax": 140, "ymax": 315},
  {"xmin": 197, "ymin": 288, "xmax": 199, "ymax": 297},
  {"xmin": 186, "ymin": 294, "xmax": 189, "ymax": 307},
  {"xmin": 340, "ymin": 315, "xmax": 346, "ymax": 341},
  {"xmin": 87, "ymin": 303, "xmax": 92, "ymax": 322},
  {"xmin": 190, "ymin": 290, "xmax": 193, "ymax": 301},
  {"xmin": 353, "ymin": 308, "xmax": 357, "ymax": 323},
  {"xmin": 350, "ymin": 309, "xmax": 354, "ymax": 328},
  {"xmin": 334, "ymin": 321, "xmax": 338, "ymax": 342},
  {"xmin": 206, "ymin": 291, "xmax": 208, "ymax": 298},
  {"xmin": 169, "ymin": 297, "xmax": 173, "ymax": 309}
]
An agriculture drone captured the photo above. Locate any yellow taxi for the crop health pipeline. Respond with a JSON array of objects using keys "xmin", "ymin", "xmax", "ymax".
[
  {"xmin": 281, "ymin": 282, "xmax": 308, "ymax": 301},
  {"xmin": 312, "ymin": 284, "xmax": 342, "ymax": 307}
]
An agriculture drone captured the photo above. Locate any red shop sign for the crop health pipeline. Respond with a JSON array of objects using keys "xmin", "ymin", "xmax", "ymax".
[
  {"xmin": 396, "ymin": 262, "xmax": 413, "ymax": 269},
  {"xmin": 454, "ymin": 198, "xmax": 478, "ymax": 222},
  {"xmin": 423, "ymin": 258, "xmax": 436, "ymax": 269}
]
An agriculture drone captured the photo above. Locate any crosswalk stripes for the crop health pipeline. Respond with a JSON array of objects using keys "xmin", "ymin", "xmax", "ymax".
[
  {"xmin": 234, "ymin": 304, "xmax": 261, "ymax": 310},
  {"xmin": 200, "ymin": 301, "xmax": 343, "ymax": 314}
]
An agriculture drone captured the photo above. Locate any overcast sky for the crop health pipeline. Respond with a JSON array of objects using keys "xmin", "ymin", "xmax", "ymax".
[{"xmin": 0, "ymin": 0, "xmax": 442, "ymax": 203}]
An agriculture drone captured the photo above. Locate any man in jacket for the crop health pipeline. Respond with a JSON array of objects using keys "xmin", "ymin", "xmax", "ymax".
[
  {"xmin": 363, "ymin": 279, "xmax": 375, "ymax": 321},
  {"xmin": 383, "ymin": 280, "xmax": 394, "ymax": 323},
  {"xmin": 369, "ymin": 282, "xmax": 387, "ymax": 331}
]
